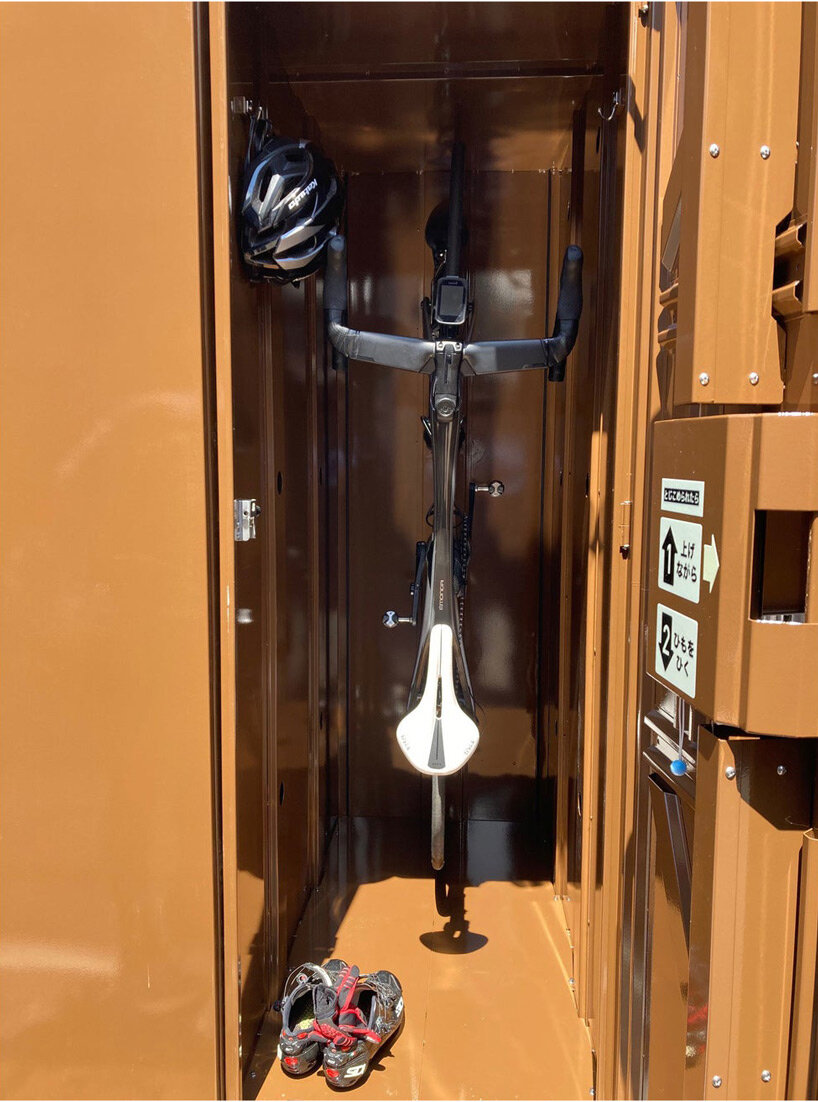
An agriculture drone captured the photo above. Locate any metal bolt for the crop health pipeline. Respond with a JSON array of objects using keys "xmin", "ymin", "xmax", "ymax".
[
  {"xmin": 568, "ymin": 977, "xmax": 575, "ymax": 985},
  {"xmin": 761, "ymin": 1070, "xmax": 772, "ymax": 1083},
  {"xmin": 812, "ymin": 372, "xmax": 818, "ymax": 385},
  {"xmin": 699, "ymin": 372, "xmax": 710, "ymax": 386},
  {"xmin": 709, "ymin": 143, "xmax": 720, "ymax": 158},
  {"xmin": 725, "ymin": 765, "xmax": 737, "ymax": 780},
  {"xmin": 712, "ymin": 1076, "xmax": 723, "ymax": 1088},
  {"xmin": 777, "ymin": 765, "xmax": 787, "ymax": 776},
  {"xmin": 760, "ymin": 145, "xmax": 771, "ymax": 159},
  {"xmin": 749, "ymin": 372, "xmax": 759, "ymax": 385}
]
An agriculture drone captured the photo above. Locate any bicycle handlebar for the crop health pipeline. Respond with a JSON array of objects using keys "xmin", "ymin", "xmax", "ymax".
[
  {"xmin": 325, "ymin": 235, "xmax": 435, "ymax": 372},
  {"xmin": 464, "ymin": 244, "xmax": 583, "ymax": 380},
  {"xmin": 324, "ymin": 235, "xmax": 583, "ymax": 379}
]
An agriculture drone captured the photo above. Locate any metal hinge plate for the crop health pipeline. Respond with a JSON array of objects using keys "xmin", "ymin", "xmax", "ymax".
[{"xmin": 234, "ymin": 499, "xmax": 260, "ymax": 542}]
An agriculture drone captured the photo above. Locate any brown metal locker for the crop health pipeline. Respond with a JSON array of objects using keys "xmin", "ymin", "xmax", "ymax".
[{"xmin": 3, "ymin": 3, "xmax": 818, "ymax": 1100}]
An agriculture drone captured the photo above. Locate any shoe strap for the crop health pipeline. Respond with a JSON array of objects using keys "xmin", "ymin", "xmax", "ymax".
[{"xmin": 335, "ymin": 964, "xmax": 360, "ymax": 1014}]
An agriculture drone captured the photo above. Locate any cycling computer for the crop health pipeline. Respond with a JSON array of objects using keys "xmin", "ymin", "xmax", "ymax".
[{"xmin": 433, "ymin": 277, "xmax": 468, "ymax": 326}]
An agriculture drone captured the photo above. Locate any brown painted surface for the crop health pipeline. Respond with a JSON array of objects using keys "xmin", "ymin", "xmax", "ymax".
[
  {"xmin": 595, "ymin": 8, "xmax": 666, "ymax": 1097},
  {"xmin": 345, "ymin": 171, "xmax": 429, "ymax": 821},
  {"xmin": 648, "ymin": 414, "xmax": 818, "ymax": 737},
  {"xmin": 250, "ymin": 819, "xmax": 594, "ymax": 1101},
  {"xmin": 266, "ymin": 0, "xmax": 611, "ymax": 78},
  {"xmin": 221, "ymin": 9, "xmax": 336, "ymax": 1072},
  {"xmin": 463, "ymin": 170, "xmax": 549, "ymax": 823},
  {"xmin": 665, "ymin": 3, "xmax": 800, "ymax": 407},
  {"xmin": 685, "ymin": 730, "xmax": 813, "ymax": 1100},
  {"xmin": 207, "ymin": 6, "xmax": 242, "ymax": 1094},
  {"xmin": 0, "ymin": 4, "xmax": 219, "ymax": 1098}
]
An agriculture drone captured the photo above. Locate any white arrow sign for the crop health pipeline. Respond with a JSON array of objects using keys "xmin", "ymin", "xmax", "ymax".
[{"xmin": 702, "ymin": 534, "xmax": 720, "ymax": 592}]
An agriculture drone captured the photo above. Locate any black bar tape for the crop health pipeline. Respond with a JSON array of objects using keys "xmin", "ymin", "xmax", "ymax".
[
  {"xmin": 556, "ymin": 244, "xmax": 583, "ymax": 324},
  {"xmin": 324, "ymin": 235, "xmax": 348, "ymax": 317}
]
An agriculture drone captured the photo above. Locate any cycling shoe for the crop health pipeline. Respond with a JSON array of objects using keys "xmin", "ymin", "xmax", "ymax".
[
  {"xmin": 322, "ymin": 967, "xmax": 405, "ymax": 1090},
  {"xmin": 277, "ymin": 959, "xmax": 348, "ymax": 1076}
]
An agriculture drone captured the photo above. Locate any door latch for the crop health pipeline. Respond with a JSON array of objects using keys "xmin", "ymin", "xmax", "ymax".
[{"xmin": 234, "ymin": 499, "xmax": 261, "ymax": 542}]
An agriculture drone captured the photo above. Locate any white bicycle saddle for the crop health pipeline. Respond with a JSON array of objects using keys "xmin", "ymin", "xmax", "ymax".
[{"xmin": 396, "ymin": 623, "xmax": 479, "ymax": 776}]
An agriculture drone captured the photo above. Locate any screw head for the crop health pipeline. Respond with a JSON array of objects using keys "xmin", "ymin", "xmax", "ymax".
[
  {"xmin": 709, "ymin": 143, "xmax": 720, "ymax": 158},
  {"xmin": 699, "ymin": 372, "xmax": 710, "ymax": 386},
  {"xmin": 712, "ymin": 1075, "xmax": 723, "ymax": 1088},
  {"xmin": 761, "ymin": 1070, "xmax": 772, "ymax": 1083},
  {"xmin": 725, "ymin": 765, "xmax": 737, "ymax": 780},
  {"xmin": 760, "ymin": 145, "xmax": 771, "ymax": 159},
  {"xmin": 777, "ymin": 765, "xmax": 787, "ymax": 776},
  {"xmin": 749, "ymin": 372, "xmax": 759, "ymax": 385}
]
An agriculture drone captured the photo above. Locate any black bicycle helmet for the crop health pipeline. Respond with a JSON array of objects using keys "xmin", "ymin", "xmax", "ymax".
[{"xmin": 240, "ymin": 116, "xmax": 342, "ymax": 282}]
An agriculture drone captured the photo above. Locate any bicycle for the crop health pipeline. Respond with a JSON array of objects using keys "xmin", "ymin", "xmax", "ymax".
[{"xmin": 324, "ymin": 143, "xmax": 583, "ymax": 870}]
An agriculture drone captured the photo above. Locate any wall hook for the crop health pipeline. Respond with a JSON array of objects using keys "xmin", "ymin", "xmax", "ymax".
[{"xmin": 598, "ymin": 89, "xmax": 624, "ymax": 123}]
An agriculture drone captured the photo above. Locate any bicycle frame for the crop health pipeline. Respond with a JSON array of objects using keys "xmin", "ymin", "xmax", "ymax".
[{"xmin": 324, "ymin": 144, "xmax": 583, "ymax": 868}]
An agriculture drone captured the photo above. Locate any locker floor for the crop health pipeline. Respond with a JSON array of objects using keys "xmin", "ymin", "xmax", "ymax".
[{"xmin": 251, "ymin": 817, "xmax": 594, "ymax": 1101}]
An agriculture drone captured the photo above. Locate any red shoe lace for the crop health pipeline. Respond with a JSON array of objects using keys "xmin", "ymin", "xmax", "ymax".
[{"xmin": 310, "ymin": 965, "xmax": 381, "ymax": 1048}]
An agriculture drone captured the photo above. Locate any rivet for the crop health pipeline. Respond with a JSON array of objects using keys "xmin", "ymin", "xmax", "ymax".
[
  {"xmin": 568, "ymin": 977, "xmax": 575, "ymax": 985},
  {"xmin": 709, "ymin": 143, "xmax": 720, "ymax": 158},
  {"xmin": 760, "ymin": 145, "xmax": 771, "ymax": 159},
  {"xmin": 712, "ymin": 1076, "xmax": 723, "ymax": 1088},
  {"xmin": 699, "ymin": 372, "xmax": 710, "ymax": 386},
  {"xmin": 725, "ymin": 765, "xmax": 736, "ymax": 780},
  {"xmin": 777, "ymin": 765, "xmax": 787, "ymax": 776},
  {"xmin": 812, "ymin": 372, "xmax": 818, "ymax": 385},
  {"xmin": 749, "ymin": 372, "xmax": 759, "ymax": 385},
  {"xmin": 761, "ymin": 1070, "xmax": 772, "ymax": 1083}
]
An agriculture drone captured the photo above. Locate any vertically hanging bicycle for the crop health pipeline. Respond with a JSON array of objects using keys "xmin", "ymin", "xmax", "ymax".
[{"xmin": 325, "ymin": 144, "xmax": 583, "ymax": 870}]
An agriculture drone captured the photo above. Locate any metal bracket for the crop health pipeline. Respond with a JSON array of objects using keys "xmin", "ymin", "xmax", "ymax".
[
  {"xmin": 234, "ymin": 499, "xmax": 261, "ymax": 542},
  {"xmin": 474, "ymin": 480, "xmax": 505, "ymax": 498},
  {"xmin": 598, "ymin": 89, "xmax": 625, "ymax": 123},
  {"xmin": 384, "ymin": 541, "xmax": 427, "ymax": 627}
]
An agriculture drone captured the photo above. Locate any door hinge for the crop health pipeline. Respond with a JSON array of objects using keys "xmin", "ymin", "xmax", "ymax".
[{"xmin": 234, "ymin": 499, "xmax": 261, "ymax": 542}]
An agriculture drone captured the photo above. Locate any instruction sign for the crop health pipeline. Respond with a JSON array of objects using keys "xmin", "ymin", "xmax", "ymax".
[
  {"xmin": 658, "ymin": 516, "xmax": 702, "ymax": 604},
  {"xmin": 661, "ymin": 477, "xmax": 705, "ymax": 517},
  {"xmin": 655, "ymin": 602, "xmax": 698, "ymax": 697}
]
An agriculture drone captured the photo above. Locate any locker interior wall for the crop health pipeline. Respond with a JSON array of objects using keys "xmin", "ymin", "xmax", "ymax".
[{"xmin": 221, "ymin": 0, "xmax": 630, "ymax": 1090}]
